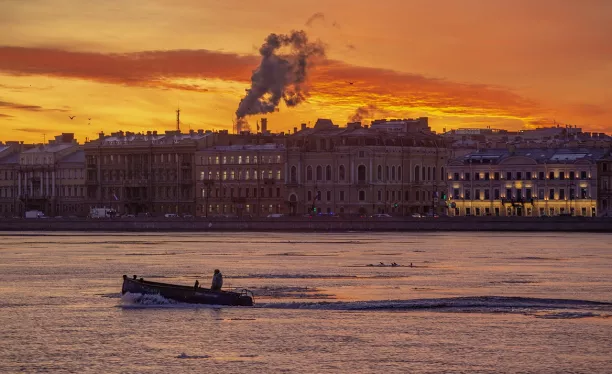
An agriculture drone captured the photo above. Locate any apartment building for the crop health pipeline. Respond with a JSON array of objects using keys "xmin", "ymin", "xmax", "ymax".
[{"xmin": 447, "ymin": 148, "xmax": 603, "ymax": 217}]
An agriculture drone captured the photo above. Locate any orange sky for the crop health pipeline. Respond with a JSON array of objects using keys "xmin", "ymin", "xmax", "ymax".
[{"xmin": 1, "ymin": 0, "xmax": 611, "ymax": 143}]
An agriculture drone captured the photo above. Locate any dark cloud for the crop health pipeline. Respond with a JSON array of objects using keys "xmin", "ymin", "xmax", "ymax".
[
  {"xmin": 0, "ymin": 99, "xmax": 68, "ymax": 113},
  {"xmin": 0, "ymin": 113, "xmax": 14, "ymax": 118}
]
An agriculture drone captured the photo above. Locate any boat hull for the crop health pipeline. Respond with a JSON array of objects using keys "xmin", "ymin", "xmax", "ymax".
[{"xmin": 121, "ymin": 275, "xmax": 253, "ymax": 306}]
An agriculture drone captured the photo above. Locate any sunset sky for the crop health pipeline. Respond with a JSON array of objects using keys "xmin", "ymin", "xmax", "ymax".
[{"xmin": 1, "ymin": 0, "xmax": 611, "ymax": 143}]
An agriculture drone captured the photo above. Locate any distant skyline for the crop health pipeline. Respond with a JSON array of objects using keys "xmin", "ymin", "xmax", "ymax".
[{"xmin": 1, "ymin": 0, "xmax": 611, "ymax": 142}]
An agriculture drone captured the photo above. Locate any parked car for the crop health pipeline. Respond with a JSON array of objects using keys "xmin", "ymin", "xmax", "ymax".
[
  {"xmin": 164, "ymin": 213, "xmax": 179, "ymax": 218},
  {"xmin": 411, "ymin": 213, "xmax": 422, "ymax": 218},
  {"xmin": 182, "ymin": 214, "xmax": 194, "ymax": 219},
  {"xmin": 372, "ymin": 213, "xmax": 392, "ymax": 218},
  {"xmin": 267, "ymin": 213, "xmax": 284, "ymax": 218}
]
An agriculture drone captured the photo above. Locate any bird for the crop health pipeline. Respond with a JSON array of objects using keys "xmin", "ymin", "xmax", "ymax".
[
  {"xmin": 69, "ymin": 116, "xmax": 75, "ymax": 120},
  {"xmin": 347, "ymin": 81, "xmax": 354, "ymax": 85}
]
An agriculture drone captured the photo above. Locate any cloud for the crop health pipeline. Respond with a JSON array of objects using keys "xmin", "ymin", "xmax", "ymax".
[
  {"xmin": 0, "ymin": 113, "xmax": 14, "ymax": 118},
  {"xmin": 0, "ymin": 99, "xmax": 68, "ymax": 112},
  {"xmin": 15, "ymin": 127, "xmax": 48, "ymax": 133},
  {"xmin": 0, "ymin": 46, "xmax": 563, "ymax": 125},
  {"xmin": 305, "ymin": 12, "xmax": 325, "ymax": 27}
]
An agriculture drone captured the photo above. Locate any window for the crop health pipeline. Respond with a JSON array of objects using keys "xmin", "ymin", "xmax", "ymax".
[
  {"xmin": 339, "ymin": 165, "xmax": 345, "ymax": 181},
  {"xmin": 290, "ymin": 166, "xmax": 297, "ymax": 183},
  {"xmin": 516, "ymin": 172, "xmax": 522, "ymax": 180},
  {"xmin": 475, "ymin": 189, "xmax": 481, "ymax": 200},
  {"xmin": 306, "ymin": 166, "xmax": 313, "ymax": 181},
  {"xmin": 569, "ymin": 188, "xmax": 575, "ymax": 200},
  {"xmin": 465, "ymin": 172, "xmax": 470, "ymax": 181},
  {"xmin": 526, "ymin": 172, "xmax": 532, "ymax": 179},
  {"xmin": 415, "ymin": 166, "xmax": 421, "ymax": 182},
  {"xmin": 485, "ymin": 172, "xmax": 490, "ymax": 181},
  {"xmin": 307, "ymin": 191, "xmax": 312, "ymax": 201},
  {"xmin": 526, "ymin": 188, "xmax": 532, "ymax": 200},
  {"xmin": 377, "ymin": 190, "xmax": 382, "ymax": 201},
  {"xmin": 427, "ymin": 167, "xmax": 431, "ymax": 181},
  {"xmin": 580, "ymin": 188, "xmax": 588, "ymax": 199},
  {"xmin": 326, "ymin": 165, "xmax": 332, "ymax": 181},
  {"xmin": 358, "ymin": 190, "xmax": 365, "ymax": 201},
  {"xmin": 494, "ymin": 172, "xmax": 500, "ymax": 180},
  {"xmin": 357, "ymin": 165, "xmax": 366, "ymax": 181},
  {"xmin": 549, "ymin": 171, "xmax": 555, "ymax": 180},
  {"xmin": 559, "ymin": 189, "xmax": 565, "ymax": 200},
  {"xmin": 506, "ymin": 172, "xmax": 512, "ymax": 180},
  {"xmin": 391, "ymin": 166, "xmax": 396, "ymax": 181},
  {"xmin": 465, "ymin": 189, "xmax": 471, "ymax": 200},
  {"xmin": 316, "ymin": 166, "xmax": 322, "ymax": 180},
  {"xmin": 377, "ymin": 165, "xmax": 383, "ymax": 181},
  {"xmin": 549, "ymin": 188, "xmax": 555, "ymax": 199},
  {"xmin": 359, "ymin": 151, "xmax": 365, "ymax": 158},
  {"xmin": 475, "ymin": 173, "xmax": 480, "ymax": 181},
  {"xmin": 484, "ymin": 189, "xmax": 490, "ymax": 200},
  {"xmin": 453, "ymin": 189, "xmax": 460, "ymax": 199},
  {"xmin": 580, "ymin": 171, "xmax": 587, "ymax": 179},
  {"xmin": 398, "ymin": 166, "xmax": 402, "ymax": 181},
  {"xmin": 506, "ymin": 188, "xmax": 512, "ymax": 199},
  {"xmin": 516, "ymin": 189, "xmax": 523, "ymax": 200},
  {"xmin": 559, "ymin": 171, "xmax": 565, "ymax": 180},
  {"xmin": 326, "ymin": 191, "xmax": 331, "ymax": 201},
  {"xmin": 453, "ymin": 172, "xmax": 459, "ymax": 181},
  {"xmin": 339, "ymin": 191, "xmax": 345, "ymax": 201}
]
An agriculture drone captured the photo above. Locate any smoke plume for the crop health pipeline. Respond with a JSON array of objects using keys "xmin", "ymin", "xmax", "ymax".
[
  {"xmin": 349, "ymin": 104, "xmax": 391, "ymax": 123},
  {"xmin": 235, "ymin": 30, "xmax": 325, "ymax": 119}
]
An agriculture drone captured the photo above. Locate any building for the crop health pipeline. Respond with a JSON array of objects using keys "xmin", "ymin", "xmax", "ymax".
[
  {"xmin": 16, "ymin": 134, "xmax": 83, "ymax": 217},
  {"xmin": 195, "ymin": 130, "xmax": 286, "ymax": 217},
  {"xmin": 0, "ymin": 142, "xmax": 24, "ymax": 217},
  {"xmin": 285, "ymin": 118, "xmax": 450, "ymax": 216},
  {"xmin": 370, "ymin": 118, "xmax": 430, "ymax": 133},
  {"xmin": 84, "ymin": 129, "xmax": 213, "ymax": 216},
  {"xmin": 447, "ymin": 148, "xmax": 604, "ymax": 217},
  {"xmin": 596, "ymin": 153, "xmax": 612, "ymax": 217}
]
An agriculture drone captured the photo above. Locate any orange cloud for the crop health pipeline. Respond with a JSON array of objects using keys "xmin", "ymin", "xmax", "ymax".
[{"xmin": 0, "ymin": 46, "xmax": 560, "ymax": 127}]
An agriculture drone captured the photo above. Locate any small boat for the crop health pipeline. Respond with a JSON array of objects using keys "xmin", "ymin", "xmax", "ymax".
[{"xmin": 121, "ymin": 275, "xmax": 254, "ymax": 306}]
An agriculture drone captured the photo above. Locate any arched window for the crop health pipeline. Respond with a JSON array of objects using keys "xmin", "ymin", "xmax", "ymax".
[
  {"xmin": 391, "ymin": 166, "xmax": 396, "ymax": 181},
  {"xmin": 316, "ymin": 165, "xmax": 323, "ymax": 181},
  {"xmin": 398, "ymin": 166, "xmax": 402, "ymax": 181},
  {"xmin": 415, "ymin": 166, "xmax": 420, "ymax": 182},
  {"xmin": 377, "ymin": 165, "xmax": 382, "ymax": 181},
  {"xmin": 326, "ymin": 165, "xmax": 332, "ymax": 181},
  {"xmin": 441, "ymin": 167, "xmax": 445, "ymax": 181},
  {"xmin": 427, "ymin": 167, "xmax": 431, "ymax": 181},
  {"xmin": 306, "ymin": 166, "xmax": 313, "ymax": 181},
  {"xmin": 339, "ymin": 165, "xmax": 346, "ymax": 181},
  {"xmin": 433, "ymin": 167, "xmax": 436, "ymax": 181},
  {"xmin": 386, "ymin": 166, "xmax": 390, "ymax": 180},
  {"xmin": 357, "ymin": 165, "xmax": 366, "ymax": 182},
  {"xmin": 422, "ymin": 167, "xmax": 426, "ymax": 181},
  {"xmin": 290, "ymin": 166, "xmax": 297, "ymax": 183}
]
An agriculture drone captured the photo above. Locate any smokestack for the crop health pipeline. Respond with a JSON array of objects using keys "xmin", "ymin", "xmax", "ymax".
[
  {"xmin": 235, "ymin": 30, "xmax": 325, "ymax": 119},
  {"xmin": 261, "ymin": 118, "xmax": 268, "ymax": 134}
]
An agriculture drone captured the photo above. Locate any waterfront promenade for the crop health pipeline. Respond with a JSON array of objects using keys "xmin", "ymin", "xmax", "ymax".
[{"xmin": 1, "ymin": 216, "xmax": 611, "ymax": 232}]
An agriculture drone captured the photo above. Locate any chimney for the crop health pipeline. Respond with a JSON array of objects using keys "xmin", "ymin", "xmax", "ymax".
[
  {"xmin": 301, "ymin": 123, "xmax": 307, "ymax": 130},
  {"xmin": 153, "ymin": 131, "xmax": 158, "ymax": 136},
  {"xmin": 98, "ymin": 131, "xmax": 105, "ymax": 140},
  {"xmin": 147, "ymin": 131, "xmax": 152, "ymax": 136},
  {"xmin": 294, "ymin": 127, "xmax": 298, "ymax": 134},
  {"xmin": 261, "ymin": 118, "xmax": 268, "ymax": 134}
]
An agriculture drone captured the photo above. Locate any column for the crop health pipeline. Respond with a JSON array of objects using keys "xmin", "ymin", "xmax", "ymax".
[
  {"xmin": 52, "ymin": 171, "xmax": 56, "ymax": 197},
  {"xmin": 46, "ymin": 170, "xmax": 50, "ymax": 196},
  {"xmin": 18, "ymin": 173, "xmax": 21, "ymax": 197}
]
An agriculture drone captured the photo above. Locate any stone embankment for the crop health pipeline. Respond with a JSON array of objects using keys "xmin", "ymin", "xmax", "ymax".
[{"xmin": 0, "ymin": 217, "xmax": 611, "ymax": 232}]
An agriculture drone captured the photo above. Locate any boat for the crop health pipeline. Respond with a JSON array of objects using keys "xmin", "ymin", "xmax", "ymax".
[{"xmin": 121, "ymin": 275, "xmax": 254, "ymax": 306}]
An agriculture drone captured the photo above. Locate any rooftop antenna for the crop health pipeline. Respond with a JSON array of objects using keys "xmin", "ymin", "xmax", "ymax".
[
  {"xmin": 43, "ymin": 133, "xmax": 46, "ymax": 144},
  {"xmin": 176, "ymin": 106, "xmax": 181, "ymax": 132}
]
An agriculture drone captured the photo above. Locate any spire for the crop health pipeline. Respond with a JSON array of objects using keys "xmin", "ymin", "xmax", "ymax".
[{"xmin": 176, "ymin": 107, "xmax": 181, "ymax": 132}]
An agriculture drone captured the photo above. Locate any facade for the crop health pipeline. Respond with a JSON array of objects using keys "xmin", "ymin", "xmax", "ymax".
[
  {"xmin": 447, "ymin": 148, "xmax": 603, "ymax": 217},
  {"xmin": 16, "ymin": 134, "xmax": 84, "ymax": 217},
  {"xmin": 84, "ymin": 130, "xmax": 213, "ymax": 216},
  {"xmin": 596, "ymin": 154, "xmax": 612, "ymax": 217},
  {"xmin": 285, "ymin": 119, "xmax": 450, "ymax": 216},
  {"xmin": 0, "ymin": 143, "xmax": 22, "ymax": 217},
  {"xmin": 195, "ymin": 132, "xmax": 286, "ymax": 217}
]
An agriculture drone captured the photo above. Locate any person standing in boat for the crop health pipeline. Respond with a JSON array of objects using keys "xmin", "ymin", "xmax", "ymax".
[{"xmin": 211, "ymin": 269, "xmax": 223, "ymax": 291}]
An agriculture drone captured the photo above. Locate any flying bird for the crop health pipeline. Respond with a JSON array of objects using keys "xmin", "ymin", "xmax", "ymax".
[
  {"xmin": 88, "ymin": 118, "xmax": 91, "ymax": 121},
  {"xmin": 347, "ymin": 81, "xmax": 354, "ymax": 85},
  {"xmin": 69, "ymin": 116, "xmax": 75, "ymax": 120}
]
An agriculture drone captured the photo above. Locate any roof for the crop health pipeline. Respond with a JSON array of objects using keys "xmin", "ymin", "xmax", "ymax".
[
  {"xmin": 455, "ymin": 148, "xmax": 608, "ymax": 165},
  {"xmin": 59, "ymin": 150, "xmax": 85, "ymax": 163},
  {"xmin": 205, "ymin": 144, "xmax": 285, "ymax": 152},
  {"xmin": 23, "ymin": 143, "xmax": 74, "ymax": 154},
  {"xmin": 0, "ymin": 153, "xmax": 19, "ymax": 165}
]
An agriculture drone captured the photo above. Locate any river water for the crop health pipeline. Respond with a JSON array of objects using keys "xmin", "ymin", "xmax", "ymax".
[{"xmin": 0, "ymin": 231, "xmax": 611, "ymax": 373}]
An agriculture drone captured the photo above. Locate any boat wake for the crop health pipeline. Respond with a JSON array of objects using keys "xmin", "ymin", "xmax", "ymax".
[
  {"xmin": 120, "ymin": 292, "xmax": 612, "ymax": 318},
  {"xmin": 258, "ymin": 296, "xmax": 612, "ymax": 318}
]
